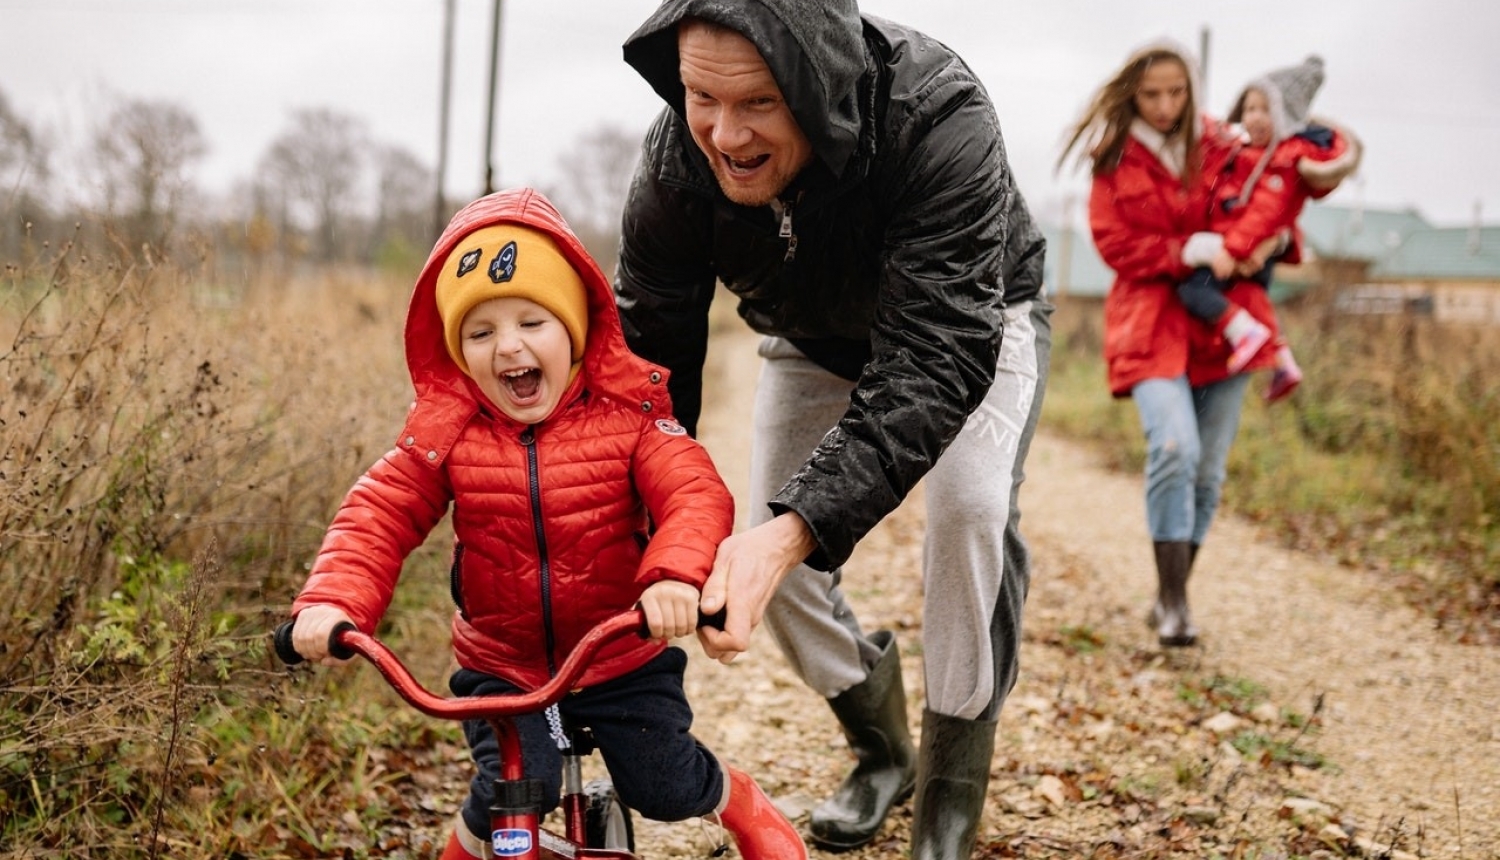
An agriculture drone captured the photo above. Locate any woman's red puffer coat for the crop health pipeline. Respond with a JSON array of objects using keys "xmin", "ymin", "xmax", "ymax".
[{"xmin": 1090, "ymin": 119, "xmax": 1253, "ymax": 396}]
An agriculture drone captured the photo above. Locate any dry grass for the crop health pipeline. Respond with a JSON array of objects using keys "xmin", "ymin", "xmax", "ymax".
[
  {"xmin": 0, "ymin": 234, "xmax": 421, "ymax": 856},
  {"xmin": 3, "ymin": 227, "xmax": 1496, "ymax": 856},
  {"xmin": 1, "ymin": 246, "xmax": 409, "ymax": 658}
]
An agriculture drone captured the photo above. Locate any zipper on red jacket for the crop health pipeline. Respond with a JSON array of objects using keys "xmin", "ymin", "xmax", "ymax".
[
  {"xmin": 448, "ymin": 543, "xmax": 467, "ymax": 619},
  {"xmin": 519, "ymin": 427, "xmax": 558, "ymax": 677}
]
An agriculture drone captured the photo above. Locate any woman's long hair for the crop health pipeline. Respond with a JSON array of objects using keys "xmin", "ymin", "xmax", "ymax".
[{"xmin": 1058, "ymin": 45, "xmax": 1201, "ymax": 184}]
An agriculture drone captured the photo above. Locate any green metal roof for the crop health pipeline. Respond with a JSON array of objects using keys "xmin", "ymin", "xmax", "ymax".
[
  {"xmin": 1297, "ymin": 203, "xmax": 1430, "ymax": 261},
  {"xmin": 1370, "ymin": 226, "xmax": 1500, "ymax": 280},
  {"xmin": 1038, "ymin": 203, "xmax": 1499, "ymax": 298}
]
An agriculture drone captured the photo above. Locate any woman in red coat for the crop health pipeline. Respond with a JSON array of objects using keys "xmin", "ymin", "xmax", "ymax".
[
  {"xmin": 288, "ymin": 188, "xmax": 805, "ymax": 860},
  {"xmin": 1060, "ymin": 42, "xmax": 1286, "ymax": 648}
]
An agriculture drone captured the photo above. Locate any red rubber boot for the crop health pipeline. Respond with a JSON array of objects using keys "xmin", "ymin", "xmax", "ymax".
[
  {"xmin": 717, "ymin": 767, "xmax": 808, "ymax": 860},
  {"xmin": 439, "ymin": 827, "xmax": 486, "ymax": 859}
]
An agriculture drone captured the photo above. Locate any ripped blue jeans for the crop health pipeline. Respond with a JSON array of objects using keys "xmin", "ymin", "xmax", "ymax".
[{"xmin": 1130, "ymin": 373, "xmax": 1252, "ymax": 545}]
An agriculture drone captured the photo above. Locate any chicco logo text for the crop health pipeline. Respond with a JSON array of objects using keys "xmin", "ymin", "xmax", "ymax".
[{"xmin": 492, "ymin": 828, "xmax": 533, "ymax": 856}]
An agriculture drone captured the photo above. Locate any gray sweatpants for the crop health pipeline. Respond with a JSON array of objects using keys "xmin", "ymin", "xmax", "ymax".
[{"xmin": 754, "ymin": 299, "xmax": 1051, "ymax": 721}]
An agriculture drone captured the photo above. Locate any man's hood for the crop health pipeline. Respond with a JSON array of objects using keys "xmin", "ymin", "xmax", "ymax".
[{"xmin": 622, "ymin": 0, "xmax": 866, "ymax": 178}]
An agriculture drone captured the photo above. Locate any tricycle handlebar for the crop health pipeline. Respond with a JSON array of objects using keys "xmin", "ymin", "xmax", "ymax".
[{"xmin": 273, "ymin": 607, "xmax": 724, "ymax": 721}]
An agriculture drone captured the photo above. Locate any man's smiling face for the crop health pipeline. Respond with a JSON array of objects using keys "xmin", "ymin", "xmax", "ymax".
[{"xmin": 678, "ymin": 20, "xmax": 813, "ymax": 207}]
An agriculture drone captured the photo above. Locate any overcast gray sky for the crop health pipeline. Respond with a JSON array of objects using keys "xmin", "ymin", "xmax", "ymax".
[{"xmin": 4, "ymin": 0, "xmax": 1499, "ymax": 227}]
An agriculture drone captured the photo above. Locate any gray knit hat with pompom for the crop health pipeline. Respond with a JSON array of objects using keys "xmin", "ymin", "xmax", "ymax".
[{"xmin": 1229, "ymin": 54, "xmax": 1325, "ymax": 141}]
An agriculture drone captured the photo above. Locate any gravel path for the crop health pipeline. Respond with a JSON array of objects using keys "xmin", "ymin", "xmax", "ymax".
[
  {"xmin": 620, "ymin": 321, "xmax": 1500, "ymax": 859},
  {"xmin": 1015, "ymin": 431, "xmax": 1500, "ymax": 858}
]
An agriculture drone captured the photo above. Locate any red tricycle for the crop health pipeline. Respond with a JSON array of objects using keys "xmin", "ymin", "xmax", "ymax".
[{"xmin": 275, "ymin": 610, "xmax": 662, "ymax": 859}]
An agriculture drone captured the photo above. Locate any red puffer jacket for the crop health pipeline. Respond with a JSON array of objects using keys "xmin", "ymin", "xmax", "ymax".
[
  {"xmin": 1182, "ymin": 127, "xmax": 1354, "ymax": 385},
  {"xmin": 1215, "ymin": 127, "xmax": 1352, "ymax": 261},
  {"xmin": 293, "ymin": 189, "xmax": 734, "ymax": 691},
  {"xmin": 1089, "ymin": 118, "xmax": 1238, "ymax": 397}
]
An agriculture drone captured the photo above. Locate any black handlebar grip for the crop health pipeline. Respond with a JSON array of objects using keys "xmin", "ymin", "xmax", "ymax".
[
  {"xmin": 698, "ymin": 607, "xmax": 727, "ymax": 631},
  {"xmin": 273, "ymin": 619, "xmax": 358, "ymax": 664},
  {"xmin": 630, "ymin": 604, "xmax": 730, "ymax": 638},
  {"xmin": 327, "ymin": 621, "xmax": 358, "ymax": 660},
  {"xmin": 273, "ymin": 621, "xmax": 302, "ymax": 665}
]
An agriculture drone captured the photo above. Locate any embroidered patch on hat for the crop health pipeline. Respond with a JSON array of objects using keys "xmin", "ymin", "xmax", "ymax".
[
  {"xmin": 488, "ymin": 241, "xmax": 518, "ymax": 284},
  {"xmin": 655, "ymin": 418, "xmax": 687, "ymax": 436},
  {"xmin": 456, "ymin": 247, "xmax": 482, "ymax": 278}
]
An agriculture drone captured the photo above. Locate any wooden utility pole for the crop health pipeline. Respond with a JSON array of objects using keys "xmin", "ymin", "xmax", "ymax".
[
  {"xmin": 483, "ymin": 0, "xmax": 505, "ymax": 194},
  {"xmin": 1199, "ymin": 26, "xmax": 1211, "ymax": 102},
  {"xmin": 433, "ymin": 0, "xmax": 455, "ymax": 239},
  {"xmin": 1057, "ymin": 195, "xmax": 1074, "ymax": 298}
]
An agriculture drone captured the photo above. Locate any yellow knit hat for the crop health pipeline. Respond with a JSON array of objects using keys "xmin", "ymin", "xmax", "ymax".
[{"xmin": 434, "ymin": 224, "xmax": 589, "ymax": 375}]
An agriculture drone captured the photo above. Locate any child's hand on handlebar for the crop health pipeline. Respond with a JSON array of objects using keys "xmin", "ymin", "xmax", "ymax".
[
  {"xmin": 292, "ymin": 604, "xmax": 357, "ymax": 666},
  {"xmin": 638, "ymin": 580, "xmax": 701, "ymax": 640}
]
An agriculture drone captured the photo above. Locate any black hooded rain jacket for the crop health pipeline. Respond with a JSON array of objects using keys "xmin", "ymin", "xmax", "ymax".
[{"xmin": 616, "ymin": 0, "xmax": 1046, "ymax": 570}]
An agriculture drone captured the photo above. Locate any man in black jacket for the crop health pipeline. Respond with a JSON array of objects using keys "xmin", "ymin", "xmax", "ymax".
[{"xmin": 616, "ymin": 2, "xmax": 1050, "ymax": 856}]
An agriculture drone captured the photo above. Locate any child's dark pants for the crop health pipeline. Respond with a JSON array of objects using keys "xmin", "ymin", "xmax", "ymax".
[{"xmin": 450, "ymin": 646, "xmax": 723, "ymax": 840}]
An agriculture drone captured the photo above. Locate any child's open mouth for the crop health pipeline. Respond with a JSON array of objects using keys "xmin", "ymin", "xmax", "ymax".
[{"xmin": 502, "ymin": 367, "xmax": 542, "ymax": 401}]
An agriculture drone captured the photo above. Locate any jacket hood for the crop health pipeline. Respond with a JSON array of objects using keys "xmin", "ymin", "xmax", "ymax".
[
  {"xmin": 622, "ymin": 0, "xmax": 865, "ymax": 178},
  {"xmin": 1096, "ymin": 37, "xmax": 1210, "ymax": 170},
  {"xmin": 406, "ymin": 188, "xmax": 671, "ymax": 431},
  {"xmin": 1120, "ymin": 36, "xmax": 1207, "ymax": 119}
]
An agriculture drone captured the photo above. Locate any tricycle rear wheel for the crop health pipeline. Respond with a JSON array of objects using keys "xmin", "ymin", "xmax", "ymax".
[{"xmin": 583, "ymin": 779, "xmax": 634, "ymax": 851}]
